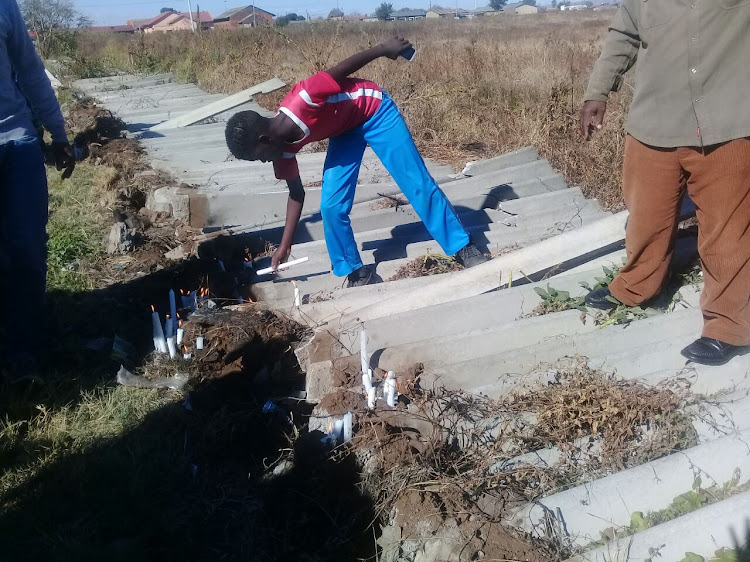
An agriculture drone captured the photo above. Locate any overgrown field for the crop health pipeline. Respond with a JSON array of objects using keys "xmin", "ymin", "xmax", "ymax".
[{"xmin": 73, "ymin": 13, "xmax": 629, "ymax": 209}]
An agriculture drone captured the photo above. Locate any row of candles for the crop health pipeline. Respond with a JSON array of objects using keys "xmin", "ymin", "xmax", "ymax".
[{"xmin": 150, "ymin": 288, "xmax": 209, "ymax": 360}]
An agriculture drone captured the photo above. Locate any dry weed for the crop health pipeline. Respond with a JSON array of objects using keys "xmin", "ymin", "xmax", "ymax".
[
  {"xmin": 353, "ymin": 358, "xmax": 700, "ymax": 540},
  {"xmin": 388, "ymin": 253, "xmax": 464, "ymax": 280}
]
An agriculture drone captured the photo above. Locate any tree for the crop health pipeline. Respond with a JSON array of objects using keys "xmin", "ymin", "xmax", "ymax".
[
  {"xmin": 160, "ymin": 7, "xmax": 176, "ymax": 13},
  {"xmin": 276, "ymin": 15, "xmax": 291, "ymax": 26},
  {"xmin": 375, "ymin": 2, "xmax": 393, "ymax": 19},
  {"xmin": 526, "ymin": 0, "xmax": 537, "ymax": 4},
  {"xmin": 489, "ymin": 0, "xmax": 506, "ymax": 9},
  {"xmin": 287, "ymin": 12, "xmax": 299, "ymax": 20},
  {"xmin": 20, "ymin": 0, "xmax": 90, "ymax": 58},
  {"xmin": 551, "ymin": 0, "xmax": 558, "ymax": 7},
  {"xmin": 328, "ymin": 7, "xmax": 344, "ymax": 18}
]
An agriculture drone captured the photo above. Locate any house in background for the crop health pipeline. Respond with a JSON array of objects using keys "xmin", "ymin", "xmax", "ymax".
[
  {"xmin": 426, "ymin": 7, "xmax": 471, "ymax": 18},
  {"xmin": 391, "ymin": 8, "xmax": 427, "ymax": 20},
  {"xmin": 149, "ymin": 11, "xmax": 213, "ymax": 32},
  {"xmin": 471, "ymin": 6, "xmax": 503, "ymax": 16},
  {"xmin": 213, "ymin": 6, "xmax": 275, "ymax": 28},
  {"xmin": 127, "ymin": 12, "xmax": 175, "ymax": 32},
  {"xmin": 561, "ymin": 3, "xmax": 589, "ymax": 9},
  {"xmin": 504, "ymin": 2, "xmax": 540, "ymax": 14}
]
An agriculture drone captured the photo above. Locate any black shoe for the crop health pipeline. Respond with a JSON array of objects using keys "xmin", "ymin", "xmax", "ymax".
[
  {"xmin": 680, "ymin": 337, "xmax": 750, "ymax": 366},
  {"xmin": 454, "ymin": 243, "xmax": 489, "ymax": 268},
  {"xmin": 346, "ymin": 266, "xmax": 375, "ymax": 288},
  {"xmin": 585, "ymin": 287, "xmax": 621, "ymax": 310}
]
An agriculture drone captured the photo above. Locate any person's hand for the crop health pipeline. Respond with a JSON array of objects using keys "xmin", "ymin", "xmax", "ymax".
[
  {"xmin": 580, "ymin": 100, "xmax": 607, "ymax": 141},
  {"xmin": 380, "ymin": 36, "xmax": 412, "ymax": 60},
  {"xmin": 52, "ymin": 142, "xmax": 75, "ymax": 180},
  {"xmin": 271, "ymin": 245, "xmax": 291, "ymax": 271}
]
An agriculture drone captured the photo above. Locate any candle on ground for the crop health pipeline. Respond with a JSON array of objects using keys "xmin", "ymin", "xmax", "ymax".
[
  {"xmin": 385, "ymin": 371, "xmax": 397, "ymax": 407},
  {"xmin": 167, "ymin": 337, "xmax": 177, "ymax": 359},
  {"xmin": 165, "ymin": 315, "xmax": 173, "ymax": 339},
  {"xmin": 360, "ymin": 327, "xmax": 368, "ymax": 375},
  {"xmin": 151, "ymin": 305, "xmax": 168, "ymax": 354},
  {"xmin": 169, "ymin": 289, "xmax": 177, "ymax": 323},
  {"xmin": 196, "ymin": 336, "xmax": 204, "ymax": 350},
  {"xmin": 292, "ymin": 280, "xmax": 301, "ymax": 307},
  {"xmin": 176, "ymin": 318, "xmax": 184, "ymax": 346}
]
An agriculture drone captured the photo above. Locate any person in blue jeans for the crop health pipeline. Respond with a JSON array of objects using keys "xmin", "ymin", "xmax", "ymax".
[
  {"xmin": 225, "ymin": 36, "xmax": 488, "ymax": 288},
  {"xmin": 1, "ymin": 0, "xmax": 75, "ymax": 382}
]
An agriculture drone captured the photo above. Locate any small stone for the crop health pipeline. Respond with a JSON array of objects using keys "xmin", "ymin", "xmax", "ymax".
[
  {"xmin": 165, "ymin": 245, "xmax": 187, "ymax": 261},
  {"xmin": 106, "ymin": 222, "xmax": 135, "ymax": 254},
  {"xmin": 474, "ymin": 550, "xmax": 485, "ymax": 560}
]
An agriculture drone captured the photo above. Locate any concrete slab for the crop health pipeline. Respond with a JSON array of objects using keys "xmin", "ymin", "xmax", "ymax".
[
  {"xmin": 462, "ymin": 146, "xmax": 539, "ymax": 176},
  {"xmin": 509, "ymin": 429, "xmax": 750, "ymax": 548},
  {"xmin": 151, "ymin": 77, "xmax": 286, "ymax": 130},
  {"xmin": 568, "ymin": 489, "xmax": 750, "ymax": 561}
]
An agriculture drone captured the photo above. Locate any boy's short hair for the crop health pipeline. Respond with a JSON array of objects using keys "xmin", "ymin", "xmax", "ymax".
[{"xmin": 225, "ymin": 110, "xmax": 266, "ymax": 161}]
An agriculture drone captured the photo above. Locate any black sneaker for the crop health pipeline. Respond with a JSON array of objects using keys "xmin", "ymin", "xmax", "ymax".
[
  {"xmin": 454, "ymin": 243, "xmax": 489, "ymax": 268},
  {"xmin": 346, "ymin": 266, "xmax": 375, "ymax": 288},
  {"xmin": 584, "ymin": 287, "xmax": 620, "ymax": 310}
]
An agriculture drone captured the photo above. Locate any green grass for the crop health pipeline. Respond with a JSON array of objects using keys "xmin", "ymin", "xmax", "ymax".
[{"xmin": 46, "ymin": 162, "xmax": 113, "ymax": 291}]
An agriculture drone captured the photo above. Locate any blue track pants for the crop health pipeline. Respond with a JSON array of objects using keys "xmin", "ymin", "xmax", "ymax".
[{"xmin": 321, "ymin": 93, "xmax": 470, "ymax": 277}]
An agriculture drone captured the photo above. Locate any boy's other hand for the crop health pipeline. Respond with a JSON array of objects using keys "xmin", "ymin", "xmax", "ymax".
[
  {"xmin": 381, "ymin": 36, "xmax": 412, "ymax": 60},
  {"xmin": 53, "ymin": 142, "xmax": 75, "ymax": 179},
  {"xmin": 271, "ymin": 245, "xmax": 291, "ymax": 271},
  {"xmin": 580, "ymin": 100, "xmax": 607, "ymax": 141}
]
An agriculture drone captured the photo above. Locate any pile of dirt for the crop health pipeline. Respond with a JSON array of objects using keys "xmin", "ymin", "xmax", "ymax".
[{"xmin": 388, "ymin": 253, "xmax": 464, "ymax": 281}]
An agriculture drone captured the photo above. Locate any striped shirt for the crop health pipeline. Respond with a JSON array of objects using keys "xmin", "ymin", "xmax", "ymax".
[{"xmin": 273, "ymin": 71, "xmax": 382, "ymax": 180}]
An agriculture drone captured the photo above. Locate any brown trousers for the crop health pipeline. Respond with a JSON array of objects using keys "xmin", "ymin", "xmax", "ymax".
[{"xmin": 610, "ymin": 135, "xmax": 750, "ymax": 346}]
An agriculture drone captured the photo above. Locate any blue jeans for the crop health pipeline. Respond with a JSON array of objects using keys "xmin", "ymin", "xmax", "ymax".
[
  {"xmin": 0, "ymin": 136, "xmax": 48, "ymax": 361},
  {"xmin": 321, "ymin": 93, "xmax": 470, "ymax": 277}
]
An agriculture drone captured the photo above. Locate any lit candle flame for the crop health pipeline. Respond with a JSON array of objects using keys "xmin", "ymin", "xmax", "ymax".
[
  {"xmin": 151, "ymin": 304, "xmax": 155, "ymax": 313},
  {"xmin": 180, "ymin": 289, "xmax": 184, "ymax": 295}
]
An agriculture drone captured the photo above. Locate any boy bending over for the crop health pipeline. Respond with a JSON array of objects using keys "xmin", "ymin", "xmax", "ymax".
[{"xmin": 225, "ymin": 36, "xmax": 488, "ymax": 287}]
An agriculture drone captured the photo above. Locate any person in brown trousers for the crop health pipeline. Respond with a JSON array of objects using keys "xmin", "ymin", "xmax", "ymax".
[{"xmin": 580, "ymin": 0, "xmax": 750, "ymax": 366}]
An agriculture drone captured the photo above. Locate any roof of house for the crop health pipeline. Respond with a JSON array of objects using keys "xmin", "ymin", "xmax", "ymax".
[
  {"xmin": 137, "ymin": 12, "xmax": 175, "ymax": 28},
  {"xmin": 392, "ymin": 8, "xmax": 427, "ymax": 17},
  {"xmin": 427, "ymin": 7, "xmax": 468, "ymax": 14},
  {"xmin": 214, "ymin": 5, "xmax": 275, "ymax": 21},
  {"xmin": 88, "ymin": 24, "xmax": 135, "ymax": 32},
  {"xmin": 472, "ymin": 5, "xmax": 501, "ymax": 12}
]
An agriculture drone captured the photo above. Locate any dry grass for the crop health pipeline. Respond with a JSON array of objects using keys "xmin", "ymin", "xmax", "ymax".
[
  {"xmin": 388, "ymin": 253, "xmax": 464, "ymax": 280},
  {"xmin": 75, "ymin": 13, "xmax": 630, "ymax": 209},
  {"xmin": 350, "ymin": 357, "xmax": 701, "ymax": 555}
]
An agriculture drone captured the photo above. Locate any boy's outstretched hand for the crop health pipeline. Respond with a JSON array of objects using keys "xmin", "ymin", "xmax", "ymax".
[
  {"xmin": 271, "ymin": 244, "xmax": 291, "ymax": 271},
  {"xmin": 380, "ymin": 36, "xmax": 412, "ymax": 60}
]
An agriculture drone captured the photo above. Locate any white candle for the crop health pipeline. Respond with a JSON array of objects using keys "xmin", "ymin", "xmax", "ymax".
[
  {"xmin": 165, "ymin": 315, "xmax": 173, "ymax": 339},
  {"xmin": 385, "ymin": 371, "xmax": 397, "ymax": 407},
  {"xmin": 367, "ymin": 387, "xmax": 376, "ymax": 409},
  {"xmin": 176, "ymin": 325, "xmax": 184, "ymax": 346},
  {"xmin": 151, "ymin": 306, "xmax": 168, "ymax": 354},
  {"xmin": 362, "ymin": 370, "xmax": 373, "ymax": 394},
  {"xmin": 167, "ymin": 337, "xmax": 177, "ymax": 359},
  {"xmin": 360, "ymin": 327, "xmax": 368, "ymax": 375},
  {"xmin": 255, "ymin": 256, "xmax": 309, "ymax": 276},
  {"xmin": 293, "ymin": 281, "xmax": 301, "ymax": 307},
  {"xmin": 183, "ymin": 352, "xmax": 192, "ymax": 360},
  {"xmin": 196, "ymin": 336, "xmax": 204, "ymax": 350},
  {"xmin": 169, "ymin": 289, "xmax": 177, "ymax": 323}
]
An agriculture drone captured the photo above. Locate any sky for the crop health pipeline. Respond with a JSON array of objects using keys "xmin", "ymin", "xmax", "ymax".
[{"xmin": 75, "ymin": 0, "xmax": 502, "ymax": 25}]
